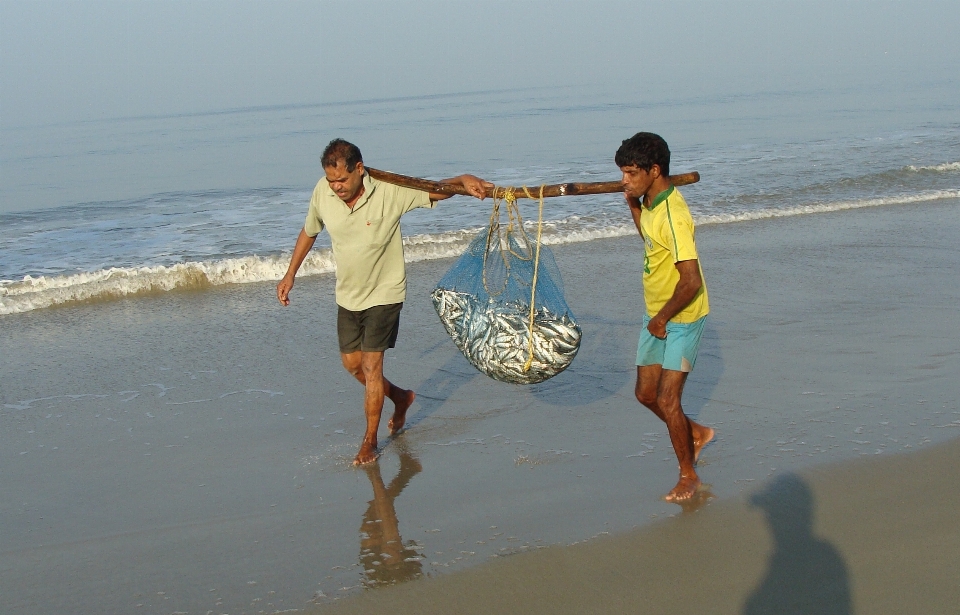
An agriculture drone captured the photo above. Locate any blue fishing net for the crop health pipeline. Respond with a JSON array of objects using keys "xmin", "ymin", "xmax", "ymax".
[{"xmin": 431, "ymin": 197, "xmax": 581, "ymax": 384}]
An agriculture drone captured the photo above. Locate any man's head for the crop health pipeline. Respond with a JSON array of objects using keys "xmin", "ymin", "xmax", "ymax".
[
  {"xmin": 616, "ymin": 132, "xmax": 671, "ymax": 199},
  {"xmin": 322, "ymin": 138, "xmax": 366, "ymax": 203}
]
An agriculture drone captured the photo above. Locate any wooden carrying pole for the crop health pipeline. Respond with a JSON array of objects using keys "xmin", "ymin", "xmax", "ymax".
[{"xmin": 366, "ymin": 167, "xmax": 700, "ymax": 200}]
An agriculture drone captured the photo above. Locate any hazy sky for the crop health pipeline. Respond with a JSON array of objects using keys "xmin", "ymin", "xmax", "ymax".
[{"xmin": 1, "ymin": 0, "xmax": 957, "ymax": 128}]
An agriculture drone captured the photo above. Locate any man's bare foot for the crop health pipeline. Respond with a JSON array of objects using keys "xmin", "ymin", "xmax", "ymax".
[
  {"xmin": 676, "ymin": 487, "xmax": 715, "ymax": 514},
  {"xmin": 693, "ymin": 426, "xmax": 715, "ymax": 464},
  {"xmin": 664, "ymin": 474, "xmax": 701, "ymax": 502},
  {"xmin": 353, "ymin": 439, "xmax": 380, "ymax": 466},
  {"xmin": 388, "ymin": 390, "xmax": 416, "ymax": 435}
]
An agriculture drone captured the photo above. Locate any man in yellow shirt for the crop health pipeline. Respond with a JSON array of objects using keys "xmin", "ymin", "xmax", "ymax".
[
  {"xmin": 617, "ymin": 132, "xmax": 715, "ymax": 502},
  {"xmin": 277, "ymin": 139, "xmax": 491, "ymax": 465}
]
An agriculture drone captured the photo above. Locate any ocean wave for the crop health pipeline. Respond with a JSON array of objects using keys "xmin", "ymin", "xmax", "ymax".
[
  {"xmin": 695, "ymin": 189, "xmax": 960, "ymax": 225},
  {"xmin": 905, "ymin": 162, "xmax": 960, "ymax": 173},
  {"xmin": 0, "ymin": 252, "xmax": 335, "ymax": 315},
  {"xmin": 2, "ymin": 189, "xmax": 958, "ymax": 315}
]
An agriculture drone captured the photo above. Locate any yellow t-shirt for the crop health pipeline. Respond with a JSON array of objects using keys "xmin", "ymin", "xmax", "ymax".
[
  {"xmin": 638, "ymin": 186, "xmax": 709, "ymax": 322},
  {"xmin": 304, "ymin": 173, "xmax": 434, "ymax": 311}
]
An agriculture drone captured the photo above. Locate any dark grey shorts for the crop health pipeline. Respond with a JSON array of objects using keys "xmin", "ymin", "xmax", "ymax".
[{"xmin": 337, "ymin": 303, "xmax": 403, "ymax": 353}]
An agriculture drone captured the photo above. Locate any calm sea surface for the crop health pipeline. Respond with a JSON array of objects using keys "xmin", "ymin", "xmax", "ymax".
[{"xmin": 1, "ymin": 76, "xmax": 957, "ymax": 314}]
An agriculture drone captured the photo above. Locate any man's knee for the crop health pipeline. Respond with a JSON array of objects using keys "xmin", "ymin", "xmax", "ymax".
[
  {"xmin": 656, "ymin": 370, "xmax": 687, "ymax": 413},
  {"xmin": 360, "ymin": 352, "xmax": 384, "ymax": 378},
  {"xmin": 635, "ymin": 366, "xmax": 660, "ymax": 408},
  {"xmin": 341, "ymin": 352, "xmax": 362, "ymax": 377},
  {"xmin": 635, "ymin": 385, "xmax": 657, "ymax": 408},
  {"xmin": 656, "ymin": 393, "xmax": 682, "ymax": 416}
]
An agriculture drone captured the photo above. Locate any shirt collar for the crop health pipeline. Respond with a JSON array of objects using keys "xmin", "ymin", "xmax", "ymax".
[{"xmin": 646, "ymin": 185, "xmax": 674, "ymax": 210}]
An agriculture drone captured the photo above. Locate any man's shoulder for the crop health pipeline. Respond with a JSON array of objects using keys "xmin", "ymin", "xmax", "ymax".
[
  {"xmin": 666, "ymin": 188, "xmax": 695, "ymax": 221},
  {"xmin": 668, "ymin": 186, "xmax": 691, "ymax": 207},
  {"xmin": 368, "ymin": 176, "xmax": 432, "ymax": 211},
  {"xmin": 367, "ymin": 175, "xmax": 425, "ymax": 199},
  {"xmin": 310, "ymin": 177, "xmax": 334, "ymax": 207}
]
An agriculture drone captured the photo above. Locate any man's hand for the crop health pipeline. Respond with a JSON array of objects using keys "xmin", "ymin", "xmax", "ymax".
[
  {"xmin": 459, "ymin": 174, "xmax": 494, "ymax": 200},
  {"xmin": 276, "ymin": 229, "xmax": 316, "ymax": 306},
  {"xmin": 647, "ymin": 315, "xmax": 668, "ymax": 339},
  {"xmin": 433, "ymin": 174, "xmax": 493, "ymax": 201},
  {"xmin": 277, "ymin": 275, "xmax": 295, "ymax": 306},
  {"xmin": 648, "ymin": 260, "xmax": 703, "ymax": 338}
]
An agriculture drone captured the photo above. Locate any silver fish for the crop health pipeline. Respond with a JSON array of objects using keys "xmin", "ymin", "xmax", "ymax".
[{"xmin": 431, "ymin": 288, "xmax": 582, "ymax": 385}]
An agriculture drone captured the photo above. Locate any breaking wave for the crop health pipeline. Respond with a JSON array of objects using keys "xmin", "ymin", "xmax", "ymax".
[
  {"xmin": 905, "ymin": 162, "xmax": 960, "ymax": 173},
  {"xmin": 2, "ymin": 188, "xmax": 957, "ymax": 315}
]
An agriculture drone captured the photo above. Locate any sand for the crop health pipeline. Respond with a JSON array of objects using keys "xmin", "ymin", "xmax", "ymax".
[
  {"xmin": 314, "ymin": 437, "xmax": 960, "ymax": 615},
  {"xmin": 2, "ymin": 198, "xmax": 959, "ymax": 614}
]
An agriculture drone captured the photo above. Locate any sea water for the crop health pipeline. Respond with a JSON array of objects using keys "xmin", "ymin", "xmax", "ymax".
[{"xmin": 1, "ymin": 74, "xmax": 958, "ymax": 315}]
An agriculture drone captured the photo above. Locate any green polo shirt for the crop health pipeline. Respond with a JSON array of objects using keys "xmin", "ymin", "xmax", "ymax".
[{"xmin": 304, "ymin": 173, "xmax": 435, "ymax": 311}]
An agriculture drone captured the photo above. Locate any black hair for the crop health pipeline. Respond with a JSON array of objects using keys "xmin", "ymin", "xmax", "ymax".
[
  {"xmin": 615, "ymin": 132, "xmax": 670, "ymax": 176},
  {"xmin": 321, "ymin": 138, "xmax": 363, "ymax": 172}
]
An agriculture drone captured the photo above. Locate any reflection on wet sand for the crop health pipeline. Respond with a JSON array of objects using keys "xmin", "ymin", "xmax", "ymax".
[
  {"xmin": 675, "ymin": 486, "xmax": 715, "ymax": 514},
  {"xmin": 359, "ymin": 447, "xmax": 424, "ymax": 588}
]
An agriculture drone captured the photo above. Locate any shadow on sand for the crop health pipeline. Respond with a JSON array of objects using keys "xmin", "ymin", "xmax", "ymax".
[
  {"xmin": 743, "ymin": 473, "xmax": 851, "ymax": 615},
  {"xmin": 681, "ymin": 317, "xmax": 724, "ymax": 421},
  {"xmin": 400, "ymin": 352, "xmax": 478, "ymax": 432},
  {"xmin": 527, "ymin": 313, "xmax": 634, "ymax": 407}
]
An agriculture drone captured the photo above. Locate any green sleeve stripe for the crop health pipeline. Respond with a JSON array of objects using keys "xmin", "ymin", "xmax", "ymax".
[{"xmin": 665, "ymin": 199, "xmax": 680, "ymax": 259}]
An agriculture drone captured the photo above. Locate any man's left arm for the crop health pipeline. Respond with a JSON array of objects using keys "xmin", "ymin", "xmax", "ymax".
[
  {"xmin": 647, "ymin": 260, "xmax": 702, "ymax": 339},
  {"xmin": 429, "ymin": 175, "xmax": 492, "ymax": 201}
]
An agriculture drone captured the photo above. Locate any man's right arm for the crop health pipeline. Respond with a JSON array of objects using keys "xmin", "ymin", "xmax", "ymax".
[
  {"xmin": 627, "ymin": 195, "xmax": 644, "ymax": 238},
  {"xmin": 276, "ymin": 228, "xmax": 317, "ymax": 306}
]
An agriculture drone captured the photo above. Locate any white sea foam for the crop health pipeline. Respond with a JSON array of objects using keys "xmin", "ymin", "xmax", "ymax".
[
  {"xmin": 905, "ymin": 162, "xmax": 960, "ymax": 173},
  {"xmin": 2, "ymin": 189, "xmax": 957, "ymax": 315},
  {"xmin": 695, "ymin": 189, "xmax": 960, "ymax": 225},
  {"xmin": 0, "ymin": 251, "xmax": 334, "ymax": 315}
]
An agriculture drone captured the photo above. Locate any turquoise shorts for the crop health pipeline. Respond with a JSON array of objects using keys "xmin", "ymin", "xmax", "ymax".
[{"xmin": 636, "ymin": 315, "xmax": 707, "ymax": 373}]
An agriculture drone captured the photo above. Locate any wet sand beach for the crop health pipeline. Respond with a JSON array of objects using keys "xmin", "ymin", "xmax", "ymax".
[
  {"xmin": 2, "ymin": 199, "xmax": 959, "ymax": 614},
  {"xmin": 316, "ymin": 436, "xmax": 960, "ymax": 615}
]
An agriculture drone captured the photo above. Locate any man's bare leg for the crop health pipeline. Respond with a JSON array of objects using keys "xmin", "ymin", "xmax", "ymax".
[
  {"xmin": 386, "ymin": 389, "xmax": 415, "ymax": 435},
  {"xmin": 693, "ymin": 424, "xmax": 716, "ymax": 464},
  {"xmin": 635, "ymin": 365, "xmax": 710, "ymax": 501},
  {"xmin": 341, "ymin": 351, "xmax": 415, "ymax": 464},
  {"xmin": 635, "ymin": 365, "xmax": 715, "ymax": 463}
]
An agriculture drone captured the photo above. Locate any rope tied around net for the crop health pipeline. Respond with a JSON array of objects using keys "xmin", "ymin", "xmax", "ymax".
[
  {"xmin": 522, "ymin": 185, "xmax": 546, "ymax": 373},
  {"xmin": 481, "ymin": 184, "xmax": 546, "ymax": 373}
]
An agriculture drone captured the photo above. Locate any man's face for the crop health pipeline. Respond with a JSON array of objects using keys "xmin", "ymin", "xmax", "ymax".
[
  {"xmin": 620, "ymin": 164, "xmax": 659, "ymax": 199},
  {"xmin": 324, "ymin": 160, "xmax": 365, "ymax": 203}
]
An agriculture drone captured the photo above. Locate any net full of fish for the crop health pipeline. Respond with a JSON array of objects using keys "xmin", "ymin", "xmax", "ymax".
[
  {"xmin": 431, "ymin": 289, "xmax": 581, "ymax": 384},
  {"xmin": 430, "ymin": 201, "xmax": 582, "ymax": 385}
]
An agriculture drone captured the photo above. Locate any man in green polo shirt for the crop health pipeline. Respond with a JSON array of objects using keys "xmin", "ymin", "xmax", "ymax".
[
  {"xmin": 618, "ymin": 132, "xmax": 715, "ymax": 503},
  {"xmin": 277, "ymin": 139, "xmax": 491, "ymax": 465}
]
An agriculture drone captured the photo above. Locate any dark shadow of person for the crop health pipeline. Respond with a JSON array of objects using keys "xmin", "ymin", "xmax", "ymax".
[
  {"xmin": 401, "ymin": 352, "xmax": 478, "ymax": 432},
  {"xmin": 528, "ymin": 313, "xmax": 633, "ymax": 407},
  {"xmin": 358, "ymin": 447, "xmax": 424, "ymax": 588},
  {"xmin": 743, "ymin": 474, "xmax": 851, "ymax": 615}
]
